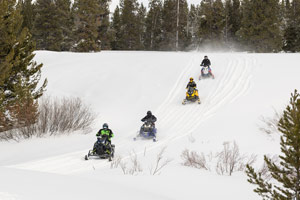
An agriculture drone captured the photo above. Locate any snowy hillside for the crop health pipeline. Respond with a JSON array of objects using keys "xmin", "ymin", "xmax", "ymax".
[{"xmin": 0, "ymin": 51, "xmax": 300, "ymax": 200}]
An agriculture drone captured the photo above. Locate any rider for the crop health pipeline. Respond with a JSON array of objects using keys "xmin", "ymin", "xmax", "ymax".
[
  {"xmin": 200, "ymin": 55, "xmax": 214, "ymax": 77},
  {"xmin": 93, "ymin": 123, "xmax": 114, "ymax": 153},
  {"xmin": 186, "ymin": 77, "xmax": 197, "ymax": 89},
  {"xmin": 141, "ymin": 111, "xmax": 157, "ymax": 127},
  {"xmin": 186, "ymin": 77, "xmax": 199, "ymax": 99},
  {"xmin": 200, "ymin": 55, "xmax": 211, "ymax": 67}
]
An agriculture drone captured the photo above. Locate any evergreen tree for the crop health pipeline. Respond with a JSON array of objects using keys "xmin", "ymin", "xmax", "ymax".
[
  {"xmin": 224, "ymin": 0, "xmax": 232, "ymax": 43},
  {"xmin": 160, "ymin": 0, "xmax": 190, "ymax": 50},
  {"xmin": 96, "ymin": 0, "xmax": 111, "ymax": 50},
  {"xmin": 111, "ymin": 6, "xmax": 122, "ymax": 50},
  {"xmin": 73, "ymin": 0, "xmax": 101, "ymax": 52},
  {"xmin": 33, "ymin": 0, "xmax": 63, "ymax": 50},
  {"xmin": 145, "ymin": 0, "xmax": 163, "ymax": 50},
  {"xmin": 187, "ymin": 4, "xmax": 199, "ymax": 49},
  {"xmin": 161, "ymin": 0, "xmax": 177, "ymax": 50},
  {"xmin": 224, "ymin": 0, "xmax": 242, "ymax": 46},
  {"xmin": 283, "ymin": 0, "xmax": 300, "ymax": 52},
  {"xmin": 211, "ymin": 0, "xmax": 225, "ymax": 45},
  {"xmin": 0, "ymin": 0, "xmax": 47, "ymax": 132},
  {"xmin": 197, "ymin": 0, "xmax": 225, "ymax": 47},
  {"xmin": 55, "ymin": 0, "xmax": 74, "ymax": 51},
  {"xmin": 177, "ymin": 0, "xmax": 190, "ymax": 50},
  {"xmin": 136, "ymin": 3, "xmax": 147, "ymax": 50},
  {"xmin": 246, "ymin": 90, "xmax": 300, "ymax": 200},
  {"xmin": 20, "ymin": 0, "xmax": 36, "ymax": 33},
  {"xmin": 197, "ymin": 0, "xmax": 214, "ymax": 44},
  {"xmin": 237, "ymin": 0, "xmax": 283, "ymax": 52},
  {"xmin": 119, "ymin": 0, "xmax": 140, "ymax": 49}
]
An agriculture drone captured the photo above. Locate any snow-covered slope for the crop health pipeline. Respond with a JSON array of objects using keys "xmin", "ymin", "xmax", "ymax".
[{"xmin": 0, "ymin": 51, "xmax": 299, "ymax": 200}]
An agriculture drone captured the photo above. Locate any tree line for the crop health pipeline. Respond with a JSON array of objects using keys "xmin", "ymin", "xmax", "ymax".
[{"xmin": 15, "ymin": 0, "xmax": 300, "ymax": 52}]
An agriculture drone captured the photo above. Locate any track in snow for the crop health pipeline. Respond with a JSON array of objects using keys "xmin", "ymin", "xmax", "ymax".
[{"xmin": 8, "ymin": 53, "xmax": 257, "ymax": 175}]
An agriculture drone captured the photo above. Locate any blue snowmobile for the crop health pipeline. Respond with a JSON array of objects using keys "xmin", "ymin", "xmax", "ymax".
[{"xmin": 134, "ymin": 120, "xmax": 157, "ymax": 142}]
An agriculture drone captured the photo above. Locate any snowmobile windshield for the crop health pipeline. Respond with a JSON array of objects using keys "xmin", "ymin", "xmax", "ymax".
[
  {"xmin": 143, "ymin": 121, "xmax": 153, "ymax": 132},
  {"xmin": 187, "ymin": 86, "xmax": 195, "ymax": 95},
  {"xmin": 202, "ymin": 66, "xmax": 209, "ymax": 74},
  {"xmin": 97, "ymin": 136, "xmax": 108, "ymax": 143}
]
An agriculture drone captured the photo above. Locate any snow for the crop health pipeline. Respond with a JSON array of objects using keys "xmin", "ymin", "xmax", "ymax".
[{"xmin": 1, "ymin": 50, "xmax": 300, "ymax": 200}]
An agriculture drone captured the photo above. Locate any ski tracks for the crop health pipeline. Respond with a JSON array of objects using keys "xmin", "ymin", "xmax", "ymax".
[{"xmin": 8, "ymin": 53, "xmax": 257, "ymax": 175}]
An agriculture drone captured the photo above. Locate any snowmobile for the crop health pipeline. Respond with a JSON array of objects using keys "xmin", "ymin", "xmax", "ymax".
[
  {"xmin": 85, "ymin": 135, "xmax": 115, "ymax": 161},
  {"xmin": 134, "ymin": 120, "xmax": 157, "ymax": 142},
  {"xmin": 182, "ymin": 86, "xmax": 201, "ymax": 105},
  {"xmin": 199, "ymin": 66, "xmax": 215, "ymax": 80}
]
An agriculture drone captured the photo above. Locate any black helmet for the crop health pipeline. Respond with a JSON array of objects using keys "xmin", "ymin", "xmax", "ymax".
[
  {"xmin": 147, "ymin": 111, "xmax": 152, "ymax": 115},
  {"xmin": 103, "ymin": 123, "xmax": 108, "ymax": 129},
  {"xmin": 204, "ymin": 55, "xmax": 208, "ymax": 59}
]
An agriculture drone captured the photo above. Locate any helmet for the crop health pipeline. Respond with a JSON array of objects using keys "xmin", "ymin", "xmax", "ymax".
[
  {"xmin": 190, "ymin": 77, "xmax": 194, "ymax": 81},
  {"xmin": 147, "ymin": 111, "xmax": 152, "ymax": 115},
  {"xmin": 103, "ymin": 123, "xmax": 108, "ymax": 129},
  {"xmin": 204, "ymin": 55, "xmax": 208, "ymax": 59}
]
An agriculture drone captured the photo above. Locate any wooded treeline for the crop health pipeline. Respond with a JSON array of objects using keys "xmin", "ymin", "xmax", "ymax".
[{"xmin": 7, "ymin": 0, "xmax": 300, "ymax": 52}]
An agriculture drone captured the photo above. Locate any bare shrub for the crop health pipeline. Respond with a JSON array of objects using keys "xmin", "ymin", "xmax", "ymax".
[
  {"xmin": 216, "ymin": 142, "xmax": 245, "ymax": 175},
  {"xmin": 118, "ymin": 151, "xmax": 143, "ymax": 175},
  {"xmin": 128, "ymin": 151, "xmax": 143, "ymax": 175},
  {"xmin": 37, "ymin": 96, "xmax": 96, "ymax": 134},
  {"xmin": 181, "ymin": 149, "xmax": 209, "ymax": 170},
  {"xmin": 182, "ymin": 142, "xmax": 257, "ymax": 176},
  {"xmin": 120, "ymin": 161, "xmax": 128, "ymax": 174},
  {"xmin": 110, "ymin": 155, "xmax": 122, "ymax": 169},
  {"xmin": 237, "ymin": 154, "xmax": 257, "ymax": 171},
  {"xmin": 149, "ymin": 147, "xmax": 172, "ymax": 175},
  {"xmin": 259, "ymin": 110, "xmax": 281, "ymax": 135},
  {"xmin": 0, "ymin": 96, "xmax": 96, "ymax": 141},
  {"xmin": 116, "ymin": 147, "xmax": 172, "ymax": 176},
  {"xmin": 0, "ymin": 129, "xmax": 21, "ymax": 142}
]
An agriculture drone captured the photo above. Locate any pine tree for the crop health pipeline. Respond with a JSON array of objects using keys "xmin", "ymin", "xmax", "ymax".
[
  {"xmin": 20, "ymin": 0, "xmax": 36, "ymax": 33},
  {"xmin": 119, "ymin": 0, "xmax": 140, "ymax": 49},
  {"xmin": 224, "ymin": 0, "xmax": 241, "ymax": 46},
  {"xmin": 188, "ymin": 4, "xmax": 199, "ymax": 49},
  {"xmin": 161, "ymin": 0, "xmax": 177, "ymax": 50},
  {"xmin": 33, "ymin": 0, "xmax": 63, "ymax": 50},
  {"xmin": 145, "ymin": 0, "xmax": 163, "ymax": 50},
  {"xmin": 211, "ymin": 0, "xmax": 225, "ymax": 45},
  {"xmin": 197, "ymin": 0, "xmax": 214, "ymax": 45},
  {"xmin": 0, "ymin": 0, "xmax": 47, "ymax": 132},
  {"xmin": 237, "ymin": 0, "xmax": 283, "ymax": 52},
  {"xmin": 96, "ymin": 0, "xmax": 111, "ymax": 50},
  {"xmin": 73, "ymin": 0, "xmax": 101, "ymax": 52},
  {"xmin": 111, "ymin": 6, "xmax": 122, "ymax": 50},
  {"xmin": 197, "ymin": 0, "xmax": 225, "ymax": 47},
  {"xmin": 136, "ymin": 3, "xmax": 147, "ymax": 50},
  {"xmin": 55, "ymin": 0, "xmax": 74, "ymax": 51},
  {"xmin": 246, "ymin": 90, "xmax": 300, "ymax": 200},
  {"xmin": 283, "ymin": 0, "xmax": 300, "ymax": 52},
  {"xmin": 224, "ymin": 0, "xmax": 232, "ymax": 43},
  {"xmin": 177, "ymin": 0, "xmax": 190, "ymax": 50}
]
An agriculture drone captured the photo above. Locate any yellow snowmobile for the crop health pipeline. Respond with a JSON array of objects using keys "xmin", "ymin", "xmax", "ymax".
[{"xmin": 182, "ymin": 86, "xmax": 201, "ymax": 105}]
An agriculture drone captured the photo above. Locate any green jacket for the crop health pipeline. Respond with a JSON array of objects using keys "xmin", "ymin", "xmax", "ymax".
[{"xmin": 96, "ymin": 128, "xmax": 114, "ymax": 141}]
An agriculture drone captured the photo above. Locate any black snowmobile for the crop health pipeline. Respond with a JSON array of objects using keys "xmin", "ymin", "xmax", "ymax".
[{"xmin": 85, "ymin": 135, "xmax": 115, "ymax": 161}]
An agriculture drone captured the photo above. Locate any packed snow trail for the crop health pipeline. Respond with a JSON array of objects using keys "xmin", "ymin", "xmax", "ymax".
[{"xmin": 7, "ymin": 52, "xmax": 257, "ymax": 175}]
